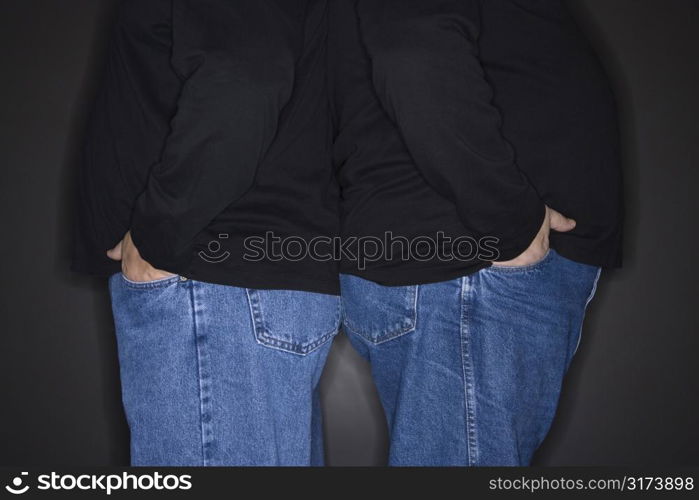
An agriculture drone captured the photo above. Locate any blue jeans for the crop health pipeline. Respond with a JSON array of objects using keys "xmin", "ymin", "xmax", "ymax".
[
  {"xmin": 108, "ymin": 273, "xmax": 340, "ymax": 466},
  {"xmin": 340, "ymin": 249, "xmax": 602, "ymax": 466}
]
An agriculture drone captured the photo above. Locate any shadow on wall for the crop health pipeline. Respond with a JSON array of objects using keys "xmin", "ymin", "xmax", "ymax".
[
  {"xmin": 321, "ymin": 334, "xmax": 390, "ymax": 466},
  {"xmin": 54, "ymin": 0, "xmax": 130, "ymax": 466}
]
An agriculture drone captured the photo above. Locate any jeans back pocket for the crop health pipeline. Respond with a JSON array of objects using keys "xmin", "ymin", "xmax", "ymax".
[
  {"xmin": 340, "ymin": 274, "xmax": 418, "ymax": 344},
  {"xmin": 246, "ymin": 289, "xmax": 341, "ymax": 356}
]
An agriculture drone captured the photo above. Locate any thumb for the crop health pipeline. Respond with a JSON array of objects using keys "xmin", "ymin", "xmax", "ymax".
[
  {"xmin": 106, "ymin": 240, "xmax": 123, "ymax": 261},
  {"xmin": 549, "ymin": 209, "xmax": 577, "ymax": 233}
]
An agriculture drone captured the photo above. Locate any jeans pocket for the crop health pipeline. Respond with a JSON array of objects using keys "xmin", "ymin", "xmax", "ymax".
[
  {"xmin": 340, "ymin": 275, "xmax": 418, "ymax": 344},
  {"xmin": 119, "ymin": 272, "xmax": 182, "ymax": 290},
  {"xmin": 487, "ymin": 248, "xmax": 555, "ymax": 274},
  {"xmin": 246, "ymin": 289, "xmax": 341, "ymax": 356}
]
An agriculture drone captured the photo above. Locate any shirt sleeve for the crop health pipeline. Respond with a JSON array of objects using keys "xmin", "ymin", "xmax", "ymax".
[
  {"xmin": 73, "ymin": 0, "xmax": 183, "ymax": 273},
  {"xmin": 355, "ymin": 0, "xmax": 546, "ymax": 261},
  {"xmin": 129, "ymin": 0, "xmax": 301, "ymax": 270}
]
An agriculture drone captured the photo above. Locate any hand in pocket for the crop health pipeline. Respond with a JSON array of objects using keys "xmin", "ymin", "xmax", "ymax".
[
  {"xmin": 493, "ymin": 206, "xmax": 576, "ymax": 267},
  {"xmin": 107, "ymin": 231, "xmax": 176, "ymax": 283}
]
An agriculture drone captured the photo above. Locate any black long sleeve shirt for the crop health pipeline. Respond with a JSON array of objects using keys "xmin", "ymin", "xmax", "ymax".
[
  {"xmin": 72, "ymin": 0, "xmax": 341, "ymax": 294},
  {"xmin": 330, "ymin": 0, "xmax": 622, "ymax": 285}
]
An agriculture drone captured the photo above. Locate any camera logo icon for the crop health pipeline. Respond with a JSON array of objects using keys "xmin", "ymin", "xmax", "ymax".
[
  {"xmin": 199, "ymin": 233, "xmax": 231, "ymax": 264},
  {"xmin": 5, "ymin": 472, "xmax": 29, "ymax": 495}
]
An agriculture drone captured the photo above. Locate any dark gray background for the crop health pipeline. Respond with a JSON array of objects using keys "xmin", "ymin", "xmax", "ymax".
[{"xmin": 1, "ymin": 0, "xmax": 697, "ymax": 466}]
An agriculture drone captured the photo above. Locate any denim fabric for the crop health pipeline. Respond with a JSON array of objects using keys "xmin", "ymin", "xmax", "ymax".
[
  {"xmin": 340, "ymin": 249, "xmax": 602, "ymax": 466},
  {"xmin": 108, "ymin": 273, "xmax": 340, "ymax": 466}
]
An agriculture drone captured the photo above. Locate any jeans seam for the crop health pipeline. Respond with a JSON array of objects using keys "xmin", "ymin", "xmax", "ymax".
[
  {"xmin": 460, "ymin": 276, "xmax": 479, "ymax": 465},
  {"xmin": 191, "ymin": 281, "xmax": 213, "ymax": 465},
  {"xmin": 573, "ymin": 268, "xmax": 603, "ymax": 358}
]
